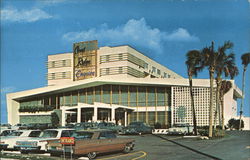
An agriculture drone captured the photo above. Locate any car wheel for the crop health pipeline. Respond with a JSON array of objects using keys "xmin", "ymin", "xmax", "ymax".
[
  {"xmin": 87, "ymin": 152, "xmax": 97, "ymax": 159},
  {"xmin": 123, "ymin": 144, "xmax": 131, "ymax": 153}
]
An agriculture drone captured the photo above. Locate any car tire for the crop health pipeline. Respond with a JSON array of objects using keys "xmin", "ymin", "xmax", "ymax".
[
  {"xmin": 87, "ymin": 152, "xmax": 97, "ymax": 159},
  {"xmin": 123, "ymin": 144, "xmax": 131, "ymax": 153}
]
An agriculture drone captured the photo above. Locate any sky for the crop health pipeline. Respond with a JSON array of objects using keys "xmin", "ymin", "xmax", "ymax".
[{"xmin": 1, "ymin": 0, "xmax": 250, "ymax": 124}]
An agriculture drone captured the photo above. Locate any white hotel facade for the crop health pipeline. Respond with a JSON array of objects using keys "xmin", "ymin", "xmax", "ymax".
[{"xmin": 7, "ymin": 40, "xmax": 242, "ymax": 127}]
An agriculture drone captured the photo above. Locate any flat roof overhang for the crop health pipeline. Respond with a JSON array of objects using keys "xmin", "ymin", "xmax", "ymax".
[{"xmin": 8, "ymin": 76, "xmax": 241, "ymax": 101}]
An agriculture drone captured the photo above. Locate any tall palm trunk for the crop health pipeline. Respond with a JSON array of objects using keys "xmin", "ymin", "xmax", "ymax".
[
  {"xmin": 239, "ymin": 66, "xmax": 246, "ymax": 130},
  {"xmin": 188, "ymin": 74, "xmax": 197, "ymax": 135},
  {"xmin": 214, "ymin": 78, "xmax": 222, "ymax": 130},
  {"xmin": 221, "ymin": 95, "xmax": 225, "ymax": 130},
  {"xmin": 209, "ymin": 69, "xmax": 215, "ymax": 138}
]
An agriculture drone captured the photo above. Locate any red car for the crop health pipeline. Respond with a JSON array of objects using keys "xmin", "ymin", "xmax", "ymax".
[{"xmin": 47, "ymin": 129, "xmax": 135, "ymax": 159}]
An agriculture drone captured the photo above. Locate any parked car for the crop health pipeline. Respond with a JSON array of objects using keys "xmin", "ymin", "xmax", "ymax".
[
  {"xmin": 97, "ymin": 122, "xmax": 124, "ymax": 133},
  {"xmin": 0, "ymin": 130, "xmax": 42, "ymax": 151},
  {"xmin": 120, "ymin": 122, "xmax": 152, "ymax": 135},
  {"xmin": 168, "ymin": 124, "xmax": 194, "ymax": 135},
  {"xmin": 47, "ymin": 129, "xmax": 135, "ymax": 159},
  {"xmin": 16, "ymin": 128, "xmax": 75, "ymax": 153},
  {"xmin": 74, "ymin": 122, "xmax": 97, "ymax": 130}
]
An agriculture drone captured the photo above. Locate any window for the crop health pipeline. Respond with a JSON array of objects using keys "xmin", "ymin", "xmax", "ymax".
[
  {"xmin": 118, "ymin": 67, "xmax": 123, "ymax": 74},
  {"xmin": 51, "ymin": 61, "xmax": 55, "ymax": 68},
  {"xmin": 99, "ymin": 131, "xmax": 116, "ymax": 139},
  {"xmin": 41, "ymin": 130, "xmax": 58, "ymax": 138},
  {"xmin": 62, "ymin": 60, "xmax": 66, "ymax": 67},
  {"xmin": 118, "ymin": 53, "xmax": 123, "ymax": 60},
  {"xmin": 106, "ymin": 55, "xmax": 110, "ymax": 62},
  {"xmin": 152, "ymin": 67, "xmax": 156, "ymax": 73},
  {"xmin": 51, "ymin": 73, "xmax": 55, "ymax": 80},
  {"xmin": 157, "ymin": 69, "xmax": 161, "ymax": 75},
  {"xmin": 61, "ymin": 130, "xmax": 73, "ymax": 137},
  {"xmin": 106, "ymin": 68, "xmax": 110, "ymax": 75},
  {"xmin": 29, "ymin": 131, "xmax": 42, "ymax": 137},
  {"xmin": 62, "ymin": 72, "xmax": 66, "ymax": 78},
  {"xmin": 144, "ymin": 63, "xmax": 148, "ymax": 69},
  {"xmin": 164, "ymin": 72, "xmax": 167, "ymax": 78}
]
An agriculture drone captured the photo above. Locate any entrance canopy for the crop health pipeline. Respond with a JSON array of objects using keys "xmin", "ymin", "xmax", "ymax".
[{"xmin": 61, "ymin": 102, "xmax": 135, "ymax": 126}]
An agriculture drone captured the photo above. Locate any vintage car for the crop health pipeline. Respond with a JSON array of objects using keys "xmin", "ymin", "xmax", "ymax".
[
  {"xmin": 0, "ymin": 130, "xmax": 42, "ymax": 151},
  {"xmin": 120, "ymin": 122, "xmax": 152, "ymax": 135},
  {"xmin": 47, "ymin": 129, "xmax": 135, "ymax": 159},
  {"xmin": 74, "ymin": 122, "xmax": 97, "ymax": 130},
  {"xmin": 97, "ymin": 122, "xmax": 124, "ymax": 133},
  {"xmin": 16, "ymin": 128, "xmax": 75, "ymax": 153},
  {"xmin": 168, "ymin": 124, "xmax": 194, "ymax": 135}
]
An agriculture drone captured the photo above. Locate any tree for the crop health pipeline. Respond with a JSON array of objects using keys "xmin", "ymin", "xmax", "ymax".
[
  {"xmin": 201, "ymin": 41, "xmax": 217, "ymax": 138},
  {"xmin": 214, "ymin": 41, "xmax": 238, "ymax": 130},
  {"xmin": 185, "ymin": 50, "xmax": 202, "ymax": 135},
  {"xmin": 51, "ymin": 112, "xmax": 60, "ymax": 127},
  {"xmin": 228, "ymin": 118, "xmax": 244, "ymax": 130},
  {"xmin": 220, "ymin": 80, "xmax": 232, "ymax": 129},
  {"xmin": 239, "ymin": 53, "xmax": 250, "ymax": 130}
]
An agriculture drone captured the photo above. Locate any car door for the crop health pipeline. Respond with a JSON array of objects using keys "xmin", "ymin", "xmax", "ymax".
[{"xmin": 97, "ymin": 131, "xmax": 120, "ymax": 153}]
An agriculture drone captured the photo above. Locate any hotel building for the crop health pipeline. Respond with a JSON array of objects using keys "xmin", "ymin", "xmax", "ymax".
[{"xmin": 7, "ymin": 40, "xmax": 242, "ymax": 127}]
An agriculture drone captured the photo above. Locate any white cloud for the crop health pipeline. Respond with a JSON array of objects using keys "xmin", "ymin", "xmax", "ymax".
[
  {"xmin": 63, "ymin": 18, "xmax": 199, "ymax": 54},
  {"xmin": 1, "ymin": 7, "xmax": 53, "ymax": 23},
  {"xmin": 1, "ymin": 87, "xmax": 15, "ymax": 94}
]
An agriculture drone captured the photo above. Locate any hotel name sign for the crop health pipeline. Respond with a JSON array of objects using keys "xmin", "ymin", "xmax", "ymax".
[{"xmin": 73, "ymin": 40, "xmax": 98, "ymax": 81}]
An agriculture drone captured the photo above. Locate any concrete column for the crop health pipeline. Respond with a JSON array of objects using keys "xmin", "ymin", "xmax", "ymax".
[
  {"xmin": 62, "ymin": 108, "xmax": 66, "ymax": 127},
  {"xmin": 77, "ymin": 107, "xmax": 81, "ymax": 123},
  {"xmin": 125, "ymin": 111, "xmax": 127, "ymax": 126},
  {"xmin": 111, "ymin": 108, "xmax": 115, "ymax": 123},
  {"xmin": 93, "ymin": 107, "xmax": 98, "ymax": 122}
]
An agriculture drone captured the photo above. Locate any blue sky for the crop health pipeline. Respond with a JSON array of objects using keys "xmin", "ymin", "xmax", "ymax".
[{"xmin": 1, "ymin": 0, "xmax": 250, "ymax": 123}]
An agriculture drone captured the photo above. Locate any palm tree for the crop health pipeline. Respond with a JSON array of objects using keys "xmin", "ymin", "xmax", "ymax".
[
  {"xmin": 185, "ymin": 50, "xmax": 202, "ymax": 135},
  {"xmin": 220, "ymin": 80, "xmax": 232, "ymax": 129},
  {"xmin": 201, "ymin": 41, "xmax": 217, "ymax": 138},
  {"xmin": 239, "ymin": 53, "xmax": 250, "ymax": 129},
  {"xmin": 214, "ymin": 41, "xmax": 238, "ymax": 130}
]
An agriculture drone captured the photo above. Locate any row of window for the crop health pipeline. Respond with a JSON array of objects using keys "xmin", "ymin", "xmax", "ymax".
[
  {"xmin": 19, "ymin": 85, "xmax": 172, "ymax": 109},
  {"xmin": 100, "ymin": 66, "xmax": 145, "ymax": 78},
  {"xmin": 47, "ymin": 59, "xmax": 71, "ymax": 68},
  {"xmin": 47, "ymin": 71, "xmax": 71, "ymax": 80}
]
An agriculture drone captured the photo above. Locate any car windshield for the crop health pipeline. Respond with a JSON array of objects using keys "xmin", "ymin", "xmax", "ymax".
[
  {"xmin": 72, "ymin": 132, "xmax": 93, "ymax": 139},
  {"xmin": 8, "ymin": 131, "xmax": 23, "ymax": 136},
  {"xmin": 41, "ymin": 130, "xmax": 58, "ymax": 138},
  {"xmin": 28, "ymin": 131, "xmax": 42, "ymax": 137}
]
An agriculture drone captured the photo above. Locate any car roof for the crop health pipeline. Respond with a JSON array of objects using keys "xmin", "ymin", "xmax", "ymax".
[{"xmin": 44, "ymin": 128, "xmax": 75, "ymax": 131}]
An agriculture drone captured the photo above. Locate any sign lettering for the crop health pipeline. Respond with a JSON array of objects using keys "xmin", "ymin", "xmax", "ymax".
[
  {"xmin": 60, "ymin": 137, "xmax": 75, "ymax": 145},
  {"xmin": 76, "ymin": 58, "xmax": 91, "ymax": 67}
]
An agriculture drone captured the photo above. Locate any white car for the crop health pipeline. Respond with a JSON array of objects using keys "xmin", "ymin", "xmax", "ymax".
[
  {"xmin": 16, "ymin": 128, "xmax": 75, "ymax": 153},
  {"xmin": 0, "ymin": 130, "xmax": 42, "ymax": 150}
]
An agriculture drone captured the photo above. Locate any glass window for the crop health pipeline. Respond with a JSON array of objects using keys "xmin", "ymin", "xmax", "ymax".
[
  {"xmin": 148, "ymin": 112, "xmax": 155, "ymax": 126},
  {"xmin": 147, "ymin": 87, "xmax": 155, "ymax": 106},
  {"xmin": 157, "ymin": 87, "xmax": 165, "ymax": 106},
  {"xmin": 79, "ymin": 89, "xmax": 86, "ymax": 103},
  {"xmin": 138, "ymin": 112, "xmax": 146, "ymax": 122},
  {"xmin": 102, "ymin": 85, "xmax": 110, "ymax": 104},
  {"xmin": 61, "ymin": 130, "xmax": 72, "ymax": 137},
  {"xmin": 112, "ymin": 85, "xmax": 119, "ymax": 105},
  {"xmin": 138, "ymin": 87, "xmax": 146, "ymax": 106},
  {"xmin": 129, "ymin": 86, "xmax": 137, "ymax": 107},
  {"xmin": 73, "ymin": 132, "xmax": 93, "ymax": 139},
  {"xmin": 9, "ymin": 131, "xmax": 23, "ymax": 136},
  {"xmin": 95, "ymin": 86, "xmax": 101, "ymax": 102},
  {"xmin": 29, "ymin": 131, "xmax": 42, "ymax": 137},
  {"xmin": 157, "ymin": 69, "xmax": 161, "ymax": 75},
  {"xmin": 164, "ymin": 72, "xmax": 167, "ymax": 78},
  {"xmin": 64, "ymin": 93, "xmax": 71, "ymax": 106},
  {"xmin": 41, "ymin": 130, "xmax": 58, "ymax": 138},
  {"xmin": 144, "ymin": 63, "xmax": 148, "ymax": 69},
  {"xmin": 121, "ymin": 85, "xmax": 128, "ymax": 106},
  {"xmin": 152, "ymin": 67, "xmax": 156, "ymax": 73},
  {"xmin": 87, "ymin": 88, "xmax": 93, "ymax": 104},
  {"xmin": 72, "ymin": 92, "xmax": 78, "ymax": 106}
]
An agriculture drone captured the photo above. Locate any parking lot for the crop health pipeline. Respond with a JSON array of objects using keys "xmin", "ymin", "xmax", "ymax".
[{"xmin": 1, "ymin": 130, "xmax": 249, "ymax": 160}]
